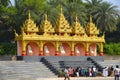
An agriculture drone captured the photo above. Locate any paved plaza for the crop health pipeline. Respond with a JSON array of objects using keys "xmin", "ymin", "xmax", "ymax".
[
  {"xmin": 0, "ymin": 77, "xmax": 114, "ymax": 80},
  {"xmin": 36, "ymin": 77, "xmax": 114, "ymax": 80},
  {"xmin": 0, "ymin": 77, "xmax": 115, "ymax": 80}
]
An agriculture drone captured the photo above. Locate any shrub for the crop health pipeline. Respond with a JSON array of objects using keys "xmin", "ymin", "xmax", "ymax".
[
  {"xmin": 0, "ymin": 42, "xmax": 17, "ymax": 55},
  {"xmin": 58, "ymin": 70, "xmax": 64, "ymax": 77},
  {"xmin": 104, "ymin": 43, "xmax": 120, "ymax": 55}
]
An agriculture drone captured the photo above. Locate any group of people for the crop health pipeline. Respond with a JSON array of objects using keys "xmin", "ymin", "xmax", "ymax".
[
  {"xmin": 103, "ymin": 65, "xmax": 120, "ymax": 80},
  {"xmin": 63, "ymin": 65, "xmax": 120, "ymax": 80},
  {"xmin": 63, "ymin": 66, "xmax": 98, "ymax": 80}
]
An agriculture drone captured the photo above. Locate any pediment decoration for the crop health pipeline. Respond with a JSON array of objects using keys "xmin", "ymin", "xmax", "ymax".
[
  {"xmin": 55, "ymin": 7, "xmax": 71, "ymax": 34},
  {"xmin": 85, "ymin": 15, "xmax": 99, "ymax": 37},
  {"xmin": 21, "ymin": 11, "xmax": 38, "ymax": 35},
  {"xmin": 72, "ymin": 16, "xmax": 85, "ymax": 36},
  {"xmin": 40, "ymin": 14, "xmax": 55, "ymax": 34}
]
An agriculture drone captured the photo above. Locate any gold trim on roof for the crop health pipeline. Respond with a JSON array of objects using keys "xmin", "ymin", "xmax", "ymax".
[
  {"xmin": 55, "ymin": 7, "xmax": 71, "ymax": 34},
  {"xmin": 40, "ymin": 14, "xmax": 55, "ymax": 34},
  {"xmin": 85, "ymin": 15, "xmax": 99, "ymax": 36},
  {"xmin": 72, "ymin": 16, "xmax": 85, "ymax": 35},
  {"xmin": 21, "ymin": 11, "xmax": 38, "ymax": 35},
  {"xmin": 15, "ymin": 11, "xmax": 105, "ymax": 43}
]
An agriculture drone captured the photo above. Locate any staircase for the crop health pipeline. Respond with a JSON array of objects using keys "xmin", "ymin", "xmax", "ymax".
[
  {"xmin": 0, "ymin": 61, "xmax": 56, "ymax": 80},
  {"xmin": 42, "ymin": 56, "xmax": 95, "ymax": 71}
]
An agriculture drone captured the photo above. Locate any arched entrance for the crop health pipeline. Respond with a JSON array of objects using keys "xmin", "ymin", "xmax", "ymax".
[
  {"xmin": 75, "ymin": 43, "xmax": 85, "ymax": 56},
  {"xmin": 26, "ymin": 42, "xmax": 39, "ymax": 56},
  {"xmin": 89, "ymin": 43, "xmax": 97, "ymax": 56},
  {"xmin": 43, "ymin": 42, "xmax": 55, "ymax": 56},
  {"xmin": 59, "ymin": 43, "xmax": 71, "ymax": 56}
]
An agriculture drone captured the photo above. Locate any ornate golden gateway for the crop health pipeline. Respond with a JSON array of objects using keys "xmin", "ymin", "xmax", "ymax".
[{"xmin": 15, "ymin": 9, "xmax": 105, "ymax": 56}]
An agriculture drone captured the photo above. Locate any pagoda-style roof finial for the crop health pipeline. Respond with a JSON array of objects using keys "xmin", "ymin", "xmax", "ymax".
[
  {"xmin": 75, "ymin": 14, "xmax": 78, "ymax": 22},
  {"xmin": 90, "ymin": 15, "xmax": 92, "ymax": 23},
  {"xmin": 40, "ymin": 13, "xmax": 54, "ymax": 34},
  {"xmin": 85, "ymin": 15, "xmax": 99, "ymax": 36},
  {"xmin": 72, "ymin": 15, "xmax": 85, "ymax": 35},
  {"xmin": 44, "ymin": 13, "xmax": 48, "ymax": 21},
  {"xmin": 28, "ymin": 10, "xmax": 31, "ymax": 20},
  {"xmin": 60, "ymin": 0, "xmax": 62, "ymax": 13}
]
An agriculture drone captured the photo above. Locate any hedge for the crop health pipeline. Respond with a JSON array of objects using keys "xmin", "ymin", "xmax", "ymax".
[{"xmin": 104, "ymin": 43, "xmax": 120, "ymax": 55}]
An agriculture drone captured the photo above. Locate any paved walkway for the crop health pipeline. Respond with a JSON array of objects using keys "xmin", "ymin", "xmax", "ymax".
[
  {"xmin": 37, "ymin": 77, "xmax": 114, "ymax": 80},
  {"xmin": 0, "ymin": 77, "xmax": 115, "ymax": 80}
]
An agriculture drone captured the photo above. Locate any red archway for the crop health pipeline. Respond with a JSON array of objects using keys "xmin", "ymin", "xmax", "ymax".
[
  {"xmin": 59, "ymin": 43, "xmax": 71, "ymax": 56},
  {"xmin": 26, "ymin": 42, "xmax": 39, "ymax": 56},
  {"xmin": 43, "ymin": 42, "xmax": 55, "ymax": 56},
  {"xmin": 75, "ymin": 43, "xmax": 85, "ymax": 56},
  {"xmin": 89, "ymin": 43, "xmax": 97, "ymax": 56}
]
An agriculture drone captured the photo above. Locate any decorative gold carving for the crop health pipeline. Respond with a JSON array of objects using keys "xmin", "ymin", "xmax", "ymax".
[
  {"xmin": 21, "ymin": 11, "xmax": 38, "ymax": 35},
  {"xmin": 55, "ymin": 7, "xmax": 71, "ymax": 34},
  {"xmin": 40, "ymin": 14, "xmax": 54, "ymax": 34},
  {"xmin": 72, "ymin": 16, "xmax": 85, "ymax": 36},
  {"xmin": 14, "ymin": 29, "xmax": 18, "ymax": 37},
  {"xmin": 85, "ymin": 15, "xmax": 99, "ymax": 36}
]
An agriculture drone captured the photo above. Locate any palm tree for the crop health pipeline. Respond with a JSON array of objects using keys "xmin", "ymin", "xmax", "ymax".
[
  {"xmin": 39, "ymin": 0, "xmax": 59, "ymax": 26},
  {"xmin": 62, "ymin": 0, "xmax": 87, "ymax": 26},
  {"xmin": 93, "ymin": 2, "xmax": 120, "ymax": 33},
  {"xmin": 85, "ymin": 0, "xmax": 103, "ymax": 15}
]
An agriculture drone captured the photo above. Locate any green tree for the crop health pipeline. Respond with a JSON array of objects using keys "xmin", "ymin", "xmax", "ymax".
[
  {"xmin": 93, "ymin": 2, "xmax": 120, "ymax": 33},
  {"xmin": 85, "ymin": 0, "xmax": 103, "ymax": 14},
  {"xmin": 116, "ymin": 16, "xmax": 120, "ymax": 31},
  {"xmin": 61, "ymin": 0, "xmax": 87, "ymax": 26}
]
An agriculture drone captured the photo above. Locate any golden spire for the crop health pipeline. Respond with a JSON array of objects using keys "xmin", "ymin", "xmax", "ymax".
[
  {"xmin": 45, "ymin": 13, "xmax": 48, "ymax": 21},
  {"xmin": 90, "ymin": 15, "xmax": 92, "ymax": 23},
  {"xmin": 40, "ymin": 13, "xmax": 54, "ymax": 34},
  {"xmin": 28, "ymin": 10, "xmax": 31, "ymax": 20},
  {"xmin": 60, "ymin": 0, "xmax": 62, "ymax": 13},
  {"xmin": 75, "ymin": 14, "xmax": 78, "ymax": 22},
  {"xmin": 86, "ymin": 15, "xmax": 99, "ymax": 36},
  {"xmin": 72, "ymin": 15, "xmax": 85, "ymax": 35}
]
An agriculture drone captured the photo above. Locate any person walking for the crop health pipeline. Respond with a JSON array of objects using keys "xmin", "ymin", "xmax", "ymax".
[
  {"xmin": 64, "ymin": 67, "xmax": 70, "ymax": 80},
  {"xmin": 114, "ymin": 65, "xmax": 120, "ymax": 80}
]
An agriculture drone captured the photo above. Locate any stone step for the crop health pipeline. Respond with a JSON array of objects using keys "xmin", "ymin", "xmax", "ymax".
[{"xmin": 0, "ymin": 61, "xmax": 57, "ymax": 79}]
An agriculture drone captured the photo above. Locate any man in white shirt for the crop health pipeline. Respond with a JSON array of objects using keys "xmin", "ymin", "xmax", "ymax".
[
  {"xmin": 114, "ymin": 65, "xmax": 120, "ymax": 80},
  {"xmin": 64, "ymin": 67, "xmax": 70, "ymax": 80}
]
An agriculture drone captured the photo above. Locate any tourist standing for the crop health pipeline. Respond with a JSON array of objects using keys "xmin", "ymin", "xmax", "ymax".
[
  {"xmin": 114, "ymin": 65, "xmax": 120, "ymax": 80},
  {"xmin": 103, "ymin": 67, "xmax": 108, "ymax": 77},
  {"xmin": 76, "ymin": 67, "xmax": 79, "ymax": 77},
  {"xmin": 64, "ymin": 67, "xmax": 70, "ymax": 80},
  {"xmin": 92, "ymin": 66, "xmax": 97, "ymax": 77}
]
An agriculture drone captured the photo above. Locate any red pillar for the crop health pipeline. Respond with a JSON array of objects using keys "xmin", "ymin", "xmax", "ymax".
[
  {"xmin": 71, "ymin": 51, "xmax": 74, "ymax": 56},
  {"xmin": 21, "ymin": 50, "xmax": 26, "ymax": 56},
  {"xmin": 85, "ymin": 52, "xmax": 89, "ymax": 56},
  {"xmin": 99, "ymin": 52, "xmax": 104, "ymax": 56},
  {"xmin": 39, "ymin": 51, "xmax": 43, "ymax": 56},
  {"xmin": 55, "ymin": 51, "xmax": 59, "ymax": 56}
]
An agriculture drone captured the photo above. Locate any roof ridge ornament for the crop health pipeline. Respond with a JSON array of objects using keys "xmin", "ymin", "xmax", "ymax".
[
  {"xmin": 60, "ymin": 0, "xmax": 62, "ymax": 13},
  {"xmin": 45, "ymin": 13, "xmax": 48, "ymax": 21},
  {"xmin": 75, "ymin": 14, "xmax": 78, "ymax": 22},
  {"xmin": 28, "ymin": 10, "xmax": 31, "ymax": 20},
  {"xmin": 90, "ymin": 15, "xmax": 92, "ymax": 23}
]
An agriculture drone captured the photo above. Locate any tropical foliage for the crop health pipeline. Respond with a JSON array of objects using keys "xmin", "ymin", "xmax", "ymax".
[
  {"xmin": 104, "ymin": 43, "xmax": 120, "ymax": 55},
  {"xmin": 0, "ymin": 0, "xmax": 120, "ymax": 55}
]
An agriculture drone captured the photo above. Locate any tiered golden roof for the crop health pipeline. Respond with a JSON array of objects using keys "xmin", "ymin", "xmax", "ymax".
[
  {"xmin": 72, "ymin": 16, "xmax": 85, "ymax": 36},
  {"xmin": 22, "ymin": 11, "xmax": 39, "ymax": 35},
  {"xmin": 55, "ymin": 7, "xmax": 72, "ymax": 34},
  {"xmin": 40, "ymin": 14, "xmax": 55, "ymax": 34},
  {"xmin": 15, "ymin": 9, "xmax": 105, "ymax": 43},
  {"xmin": 85, "ymin": 15, "xmax": 99, "ymax": 36}
]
